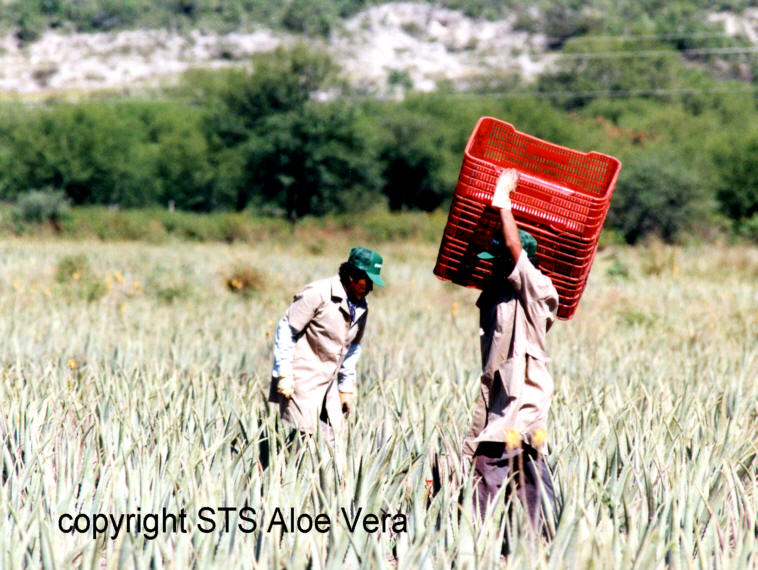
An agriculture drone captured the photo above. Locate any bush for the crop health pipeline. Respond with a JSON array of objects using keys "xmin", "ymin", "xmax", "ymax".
[
  {"xmin": 737, "ymin": 213, "xmax": 758, "ymax": 242},
  {"xmin": 55, "ymin": 254, "xmax": 90, "ymax": 283},
  {"xmin": 280, "ymin": 0, "xmax": 339, "ymax": 36},
  {"xmin": 147, "ymin": 265, "xmax": 196, "ymax": 303},
  {"xmin": 0, "ymin": 101, "xmax": 210, "ymax": 209},
  {"xmin": 13, "ymin": 188, "xmax": 70, "ymax": 230},
  {"xmin": 152, "ymin": 282, "xmax": 194, "ymax": 304},
  {"xmin": 249, "ymin": 102, "xmax": 383, "ymax": 219},
  {"xmin": 53, "ymin": 251, "xmax": 107, "ymax": 301},
  {"xmin": 713, "ymin": 130, "xmax": 758, "ymax": 224},
  {"xmin": 181, "ymin": 45, "xmax": 342, "ymax": 213},
  {"xmin": 353, "ymin": 208, "xmax": 447, "ymax": 243},
  {"xmin": 376, "ymin": 110, "xmax": 450, "ymax": 211},
  {"xmin": 214, "ymin": 214, "xmax": 255, "ymax": 243},
  {"xmin": 85, "ymin": 209, "xmax": 159, "ymax": 241},
  {"xmin": 536, "ymin": 36, "xmax": 718, "ymax": 110},
  {"xmin": 79, "ymin": 278, "xmax": 108, "ymax": 303},
  {"xmin": 225, "ymin": 265, "xmax": 266, "ymax": 297},
  {"xmin": 607, "ymin": 148, "xmax": 715, "ymax": 244}
]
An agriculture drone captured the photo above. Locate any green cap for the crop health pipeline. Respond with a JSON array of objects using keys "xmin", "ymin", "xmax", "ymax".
[
  {"xmin": 519, "ymin": 229, "xmax": 538, "ymax": 258},
  {"xmin": 477, "ymin": 229, "xmax": 538, "ymax": 260},
  {"xmin": 347, "ymin": 246, "xmax": 384, "ymax": 286}
]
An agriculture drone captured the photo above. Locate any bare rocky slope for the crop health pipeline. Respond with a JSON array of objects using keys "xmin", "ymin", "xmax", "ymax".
[
  {"xmin": 0, "ymin": 3, "xmax": 547, "ymax": 97},
  {"xmin": 1, "ymin": 3, "xmax": 757, "ymax": 98}
]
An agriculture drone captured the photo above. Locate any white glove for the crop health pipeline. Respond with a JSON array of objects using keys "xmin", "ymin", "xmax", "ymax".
[
  {"xmin": 276, "ymin": 376, "xmax": 295, "ymax": 399},
  {"xmin": 491, "ymin": 168, "xmax": 519, "ymax": 210}
]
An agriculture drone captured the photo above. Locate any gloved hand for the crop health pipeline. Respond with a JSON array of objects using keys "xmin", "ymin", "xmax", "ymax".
[
  {"xmin": 339, "ymin": 391, "xmax": 354, "ymax": 417},
  {"xmin": 491, "ymin": 168, "xmax": 519, "ymax": 210},
  {"xmin": 276, "ymin": 376, "xmax": 295, "ymax": 399}
]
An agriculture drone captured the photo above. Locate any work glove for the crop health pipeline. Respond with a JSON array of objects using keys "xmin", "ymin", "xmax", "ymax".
[
  {"xmin": 339, "ymin": 391, "xmax": 354, "ymax": 418},
  {"xmin": 276, "ymin": 376, "xmax": 295, "ymax": 399},
  {"xmin": 491, "ymin": 168, "xmax": 519, "ymax": 210}
]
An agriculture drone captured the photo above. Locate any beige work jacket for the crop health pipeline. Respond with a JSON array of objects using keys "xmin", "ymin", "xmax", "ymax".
[
  {"xmin": 462, "ymin": 251, "xmax": 559, "ymax": 459},
  {"xmin": 269, "ymin": 275, "xmax": 367, "ymax": 434}
]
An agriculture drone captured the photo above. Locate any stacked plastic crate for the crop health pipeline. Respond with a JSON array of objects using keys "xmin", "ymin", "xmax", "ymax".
[{"xmin": 433, "ymin": 117, "xmax": 622, "ymax": 320}]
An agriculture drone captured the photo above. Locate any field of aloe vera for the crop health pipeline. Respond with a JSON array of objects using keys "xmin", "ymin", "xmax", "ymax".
[{"xmin": 1, "ymin": 236, "xmax": 756, "ymax": 568}]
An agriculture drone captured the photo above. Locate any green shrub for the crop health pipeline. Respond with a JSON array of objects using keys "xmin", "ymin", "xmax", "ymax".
[
  {"xmin": 713, "ymin": 130, "xmax": 758, "ymax": 224},
  {"xmin": 606, "ymin": 259, "xmax": 630, "ymax": 280},
  {"xmin": 0, "ymin": 101, "xmax": 210, "ymax": 209},
  {"xmin": 607, "ymin": 148, "xmax": 715, "ymax": 244},
  {"xmin": 89, "ymin": 210, "xmax": 155, "ymax": 241},
  {"xmin": 375, "ymin": 110, "xmax": 450, "ymax": 212},
  {"xmin": 55, "ymin": 254, "xmax": 90, "ymax": 283},
  {"xmin": 215, "ymin": 214, "xmax": 255, "ymax": 243},
  {"xmin": 355, "ymin": 209, "xmax": 447, "ymax": 243},
  {"xmin": 737, "ymin": 213, "xmax": 758, "ymax": 242},
  {"xmin": 79, "ymin": 278, "xmax": 108, "ymax": 303},
  {"xmin": 53, "ymin": 252, "xmax": 107, "ymax": 301},
  {"xmin": 225, "ymin": 265, "xmax": 266, "ymax": 297},
  {"xmin": 152, "ymin": 282, "xmax": 194, "ymax": 304},
  {"xmin": 280, "ymin": 0, "xmax": 338, "ymax": 36},
  {"xmin": 249, "ymin": 102, "xmax": 383, "ymax": 219},
  {"xmin": 13, "ymin": 189, "xmax": 70, "ymax": 230},
  {"xmin": 147, "ymin": 266, "xmax": 196, "ymax": 303},
  {"xmin": 536, "ymin": 35, "xmax": 723, "ymax": 110}
]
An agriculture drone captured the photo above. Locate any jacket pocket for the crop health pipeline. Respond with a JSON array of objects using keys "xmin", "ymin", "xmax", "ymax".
[
  {"xmin": 495, "ymin": 356, "xmax": 525, "ymax": 404},
  {"xmin": 523, "ymin": 355, "xmax": 553, "ymax": 431}
]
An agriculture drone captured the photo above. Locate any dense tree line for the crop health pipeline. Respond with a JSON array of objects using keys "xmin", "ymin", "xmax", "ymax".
[{"xmin": 1, "ymin": 44, "xmax": 757, "ymax": 242}]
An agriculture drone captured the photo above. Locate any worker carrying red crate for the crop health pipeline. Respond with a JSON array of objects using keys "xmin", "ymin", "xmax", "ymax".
[
  {"xmin": 432, "ymin": 118, "xmax": 621, "ymax": 554},
  {"xmin": 460, "ymin": 167, "xmax": 559, "ymax": 553},
  {"xmin": 433, "ymin": 117, "xmax": 621, "ymax": 319}
]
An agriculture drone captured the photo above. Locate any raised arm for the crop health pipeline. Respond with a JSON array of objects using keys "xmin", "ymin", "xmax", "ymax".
[
  {"xmin": 491, "ymin": 168, "xmax": 522, "ymax": 263},
  {"xmin": 499, "ymin": 207, "xmax": 522, "ymax": 264}
]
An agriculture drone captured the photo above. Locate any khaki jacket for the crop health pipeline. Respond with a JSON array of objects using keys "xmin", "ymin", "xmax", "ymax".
[
  {"xmin": 462, "ymin": 251, "xmax": 558, "ymax": 459},
  {"xmin": 269, "ymin": 275, "xmax": 367, "ymax": 434}
]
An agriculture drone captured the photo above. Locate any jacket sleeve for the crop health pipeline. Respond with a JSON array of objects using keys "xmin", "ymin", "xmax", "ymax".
[
  {"xmin": 271, "ymin": 316, "xmax": 298, "ymax": 378},
  {"xmin": 506, "ymin": 251, "xmax": 559, "ymax": 325},
  {"xmin": 337, "ymin": 343, "xmax": 361, "ymax": 393},
  {"xmin": 273, "ymin": 284, "xmax": 324, "ymax": 377},
  {"xmin": 284, "ymin": 283, "xmax": 323, "ymax": 333}
]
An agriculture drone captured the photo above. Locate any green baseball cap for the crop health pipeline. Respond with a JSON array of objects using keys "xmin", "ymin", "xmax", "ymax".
[
  {"xmin": 347, "ymin": 246, "xmax": 384, "ymax": 286},
  {"xmin": 477, "ymin": 229, "xmax": 538, "ymax": 260}
]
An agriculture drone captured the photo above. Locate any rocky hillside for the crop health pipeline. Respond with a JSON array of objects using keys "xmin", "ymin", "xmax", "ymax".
[
  {"xmin": 0, "ymin": 3, "xmax": 545, "ymax": 97},
  {"xmin": 1, "ymin": 2, "xmax": 757, "ymax": 98}
]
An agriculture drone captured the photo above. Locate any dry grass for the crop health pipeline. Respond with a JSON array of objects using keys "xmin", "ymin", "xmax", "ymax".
[{"xmin": 0, "ymin": 238, "xmax": 755, "ymax": 568}]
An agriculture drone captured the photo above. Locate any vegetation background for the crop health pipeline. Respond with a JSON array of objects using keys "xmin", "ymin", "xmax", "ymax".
[
  {"xmin": 0, "ymin": 0, "xmax": 758, "ymax": 241},
  {"xmin": 0, "ymin": 1, "xmax": 756, "ymax": 568}
]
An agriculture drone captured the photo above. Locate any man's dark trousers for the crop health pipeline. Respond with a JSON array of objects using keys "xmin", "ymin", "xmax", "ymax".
[{"xmin": 473, "ymin": 441, "xmax": 556, "ymax": 553}]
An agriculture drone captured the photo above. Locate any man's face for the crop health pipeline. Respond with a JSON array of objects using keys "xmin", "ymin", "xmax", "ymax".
[{"xmin": 345, "ymin": 275, "xmax": 372, "ymax": 303}]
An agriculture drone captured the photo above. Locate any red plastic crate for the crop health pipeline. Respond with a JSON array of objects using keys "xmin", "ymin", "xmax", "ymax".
[
  {"xmin": 458, "ymin": 162, "xmax": 610, "ymax": 235},
  {"xmin": 433, "ymin": 117, "xmax": 621, "ymax": 320}
]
